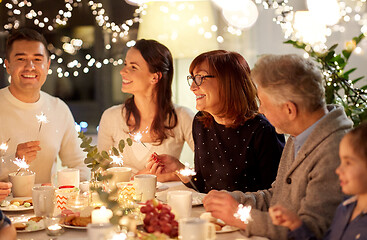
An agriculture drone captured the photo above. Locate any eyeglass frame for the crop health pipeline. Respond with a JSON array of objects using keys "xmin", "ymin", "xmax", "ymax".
[{"xmin": 187, "ymin": 74, "xmax": 215, "ymax": 87}]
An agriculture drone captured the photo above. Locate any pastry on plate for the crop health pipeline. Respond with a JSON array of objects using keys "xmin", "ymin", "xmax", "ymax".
[
  {"xmin": 28, "ymin": 216, "xmax": 43, "ymax": 222},
  {"xmin": 13, "ymin": 222, "xmax": 27, "ymax": 230},
  {"xmin": 10, "ymin": 199, "xmax": 25, "ymax": 206}
]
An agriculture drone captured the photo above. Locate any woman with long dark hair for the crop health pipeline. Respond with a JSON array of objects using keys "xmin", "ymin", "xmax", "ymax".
[{"xmin": 98, "ymin": 39, "xmax": 194, "ymax": 181}]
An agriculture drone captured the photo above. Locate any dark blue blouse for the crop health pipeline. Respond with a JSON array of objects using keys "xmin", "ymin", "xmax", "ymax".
[
  {"xmin": 186, "ymin": 112, "xmax": 284, "ymax": 193},
  {"xmin": 289, "ymin": 196, "xmax": 367, "ymax": 240},
  {"xmin": 0, "ymin": 209, "xmax": 11, "ymax": 229}
]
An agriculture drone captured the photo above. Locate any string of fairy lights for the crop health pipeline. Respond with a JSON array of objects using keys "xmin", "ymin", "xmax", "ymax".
[
  {"xmin": 0, "ymin": 0, "xmax": 366, "ymax": 79},
  {"xmin": 0, "ymin": 0, "xmax": 146, "ymax": 78},
  {"xmin": 273, "ymin": 0, "xmax": 367, "ymax": 51}
]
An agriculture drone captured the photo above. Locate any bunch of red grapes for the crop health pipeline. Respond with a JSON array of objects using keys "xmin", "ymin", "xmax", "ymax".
[{"xmin": 140, "ymin": 199, "xmax": 179, "ymax": 238}]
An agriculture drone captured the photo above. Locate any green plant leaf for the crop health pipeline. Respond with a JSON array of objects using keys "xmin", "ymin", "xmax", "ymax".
[
  {"xmin": 84, "ymin": 157, "xmax": 94, "ymax": 164},
  {"xmin": 328, "ymin": 44, "xmax": 338, "ymax": 52},
  {"xmin": 325, "ymin": 50, "xmax": 336, "ymax": 62},
  {"xmin": 80, "ymin": 141, "xmax": 90, "ymax": 148},
  {"xmin": 342, "ymin": 50, "xmax": 351, "ymax": 60},
  {"xmin": 118, "ymin": 140, "xmax": 125, "ymax": 152},
  {"xmin": 343, "ymin": 68, "xmax": 356, "ymax": 77},
  {"xmin": 112, "ymin": 147, "xmax": 119, "ymax": 156},
  {"xmin": 352, "ymin": 76, "xmax": 365, "ymax": 84},
  {"xmin": 101, "ymin": 150, "xmax": 110, "ymax": 159}
]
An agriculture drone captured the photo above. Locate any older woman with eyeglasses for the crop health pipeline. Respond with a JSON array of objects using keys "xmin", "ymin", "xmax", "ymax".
[{"xmin": 150, "ymin": 50, "xmax": 285, "ymax": 193}]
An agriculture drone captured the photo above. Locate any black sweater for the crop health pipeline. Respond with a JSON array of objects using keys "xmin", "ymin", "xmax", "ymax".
[{"xmin": 186, "ymin": 112, "xmax": 285, "ymax": 193}]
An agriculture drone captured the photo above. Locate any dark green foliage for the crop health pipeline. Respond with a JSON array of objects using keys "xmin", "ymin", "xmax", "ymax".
[{"xmin": 285, "ymin": 33, "xmax": 367, "ymax": 126}]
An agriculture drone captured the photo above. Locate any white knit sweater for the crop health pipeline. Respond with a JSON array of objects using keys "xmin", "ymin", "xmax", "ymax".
[
  {"xmin": 0, "ymin": 87, "xmax": 89, "ymax": 184},
  {"xmin": 97, "ymin": 104, "xmax": 194, "ymax": 174}
]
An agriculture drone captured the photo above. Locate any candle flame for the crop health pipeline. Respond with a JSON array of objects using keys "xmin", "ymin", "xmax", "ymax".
[
  {"xmin": 234, "ymin": 204, "xmax": 252, "ymax": 224},
  {"xmin": 48, "ymin": 224, "xmax": 62, "ymax": 230},
  {"xmin": 111, "ymin": 232, "xmax": 127, "ymax": 240},
  {"xmin": 13, "ymin": 157, "xmax": 29, "ymax": 170}
]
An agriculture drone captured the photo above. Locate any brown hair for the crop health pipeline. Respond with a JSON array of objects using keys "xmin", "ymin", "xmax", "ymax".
[
  {"xmin": 189, "ymin": 50, "xmax": 258, "ymax": 128},
  {"xmin": 251, "ymin": 54, "xmax": 325, "ymax": 112},
  {"xmin": 6, "ymin": 28, "xmax": 49, "ymax": 60},
  {"xmin": 345, "ymin": 121, "xmax": 367, "ymax": 163},
  {"xmin": 123, "ymin": 39, "xmax": 177, "ymax": 144}
]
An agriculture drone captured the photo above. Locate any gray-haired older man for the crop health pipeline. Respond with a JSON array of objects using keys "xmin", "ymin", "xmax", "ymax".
[{"xmin": 203, "ymin": 54, "xmax": 353, "ymax": 240}]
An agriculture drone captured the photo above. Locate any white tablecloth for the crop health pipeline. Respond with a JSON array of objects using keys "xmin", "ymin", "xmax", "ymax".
[{"xmin": 8, "ymin": 181, "xmax": 268, "ymax": 240}]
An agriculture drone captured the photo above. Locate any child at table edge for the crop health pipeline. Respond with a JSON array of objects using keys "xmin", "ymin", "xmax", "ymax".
[{"xmin": 269, "ymin": 121, "xmax": 367, "ymax": 240}]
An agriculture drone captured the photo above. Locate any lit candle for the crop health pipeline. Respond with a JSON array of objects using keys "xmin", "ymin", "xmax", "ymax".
[
  {"xmin": 48, "ymin": 224, "xmax": 62, "ymax": 231},
  {"xmin": 46, "ymin": 224, "xmax": 63, "ymax": 236},
  {"xmin": 92, "ymin": 206, "xmax": 113, "ymax": 223}
]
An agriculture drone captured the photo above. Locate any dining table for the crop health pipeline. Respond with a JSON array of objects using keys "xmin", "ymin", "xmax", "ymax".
[{"xmin": 5, "ymin": 181, "xmax": 269, "ymax": 240}]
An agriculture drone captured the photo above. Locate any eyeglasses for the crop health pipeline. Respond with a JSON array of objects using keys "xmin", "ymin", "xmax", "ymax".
[{"xmin": 187, "ymin": 74, "xmax": 215, "ymax": 87}]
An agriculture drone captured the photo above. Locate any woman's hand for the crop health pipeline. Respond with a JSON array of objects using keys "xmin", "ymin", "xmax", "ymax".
[
  {"xmin": 146, "ymin": 153, "xmax": 184, "ymax": 174},
  {"xmin": 203, "ymin": 190, "xmax": 247, "ymax": 229},
  {"xmin": 269, "ymin": 204, "xmax": 302, "ymax": 230}
]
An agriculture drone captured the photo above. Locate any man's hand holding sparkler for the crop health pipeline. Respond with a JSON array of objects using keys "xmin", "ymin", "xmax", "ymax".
[
  {"xmin": 15, "ymin": 141, "xmax": 41, "ymax": 163},
  {"xmin": 203, "ymin": 190, "xmax": 248, "ymax": 229},
  {"xmin": 0, "ymin": 182, "xmax": 12, "ymax": 201}
]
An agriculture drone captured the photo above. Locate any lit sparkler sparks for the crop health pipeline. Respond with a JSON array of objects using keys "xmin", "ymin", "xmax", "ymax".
[
  {"xmin": 0, "ymin": 138, "xmax": 10, "ymax": 153},
  {"xmin": 109, "ymin": 151, "xmax": 124, "ymax": 166},
  {"xmin": 178, "ymin": 166, "xmax": 196, "ymax": 177},
  {"xmin": 36, "ymin": 112, "xmax": 49, "ymax": 134},
  {"xmin": 234, "ymin": 204, "xmax": 252, "ymax": 224},
  {"xmin": 13, "ymin": 157, "xmax": 30, "ymax": 175},
  {"xmin": 177, "ymin": 164, "xmax": 200, "ymax": 192},
  {"xmin": 0, "ymin": 139, "xmax": 9, "ymax": 152},
  {"xmin": 0, "ymin": 138, "xmax": 10, "ymax": 161},
  {"xmin": 130, "ymin": 128, "xmax": 151, "ymax": 153}
]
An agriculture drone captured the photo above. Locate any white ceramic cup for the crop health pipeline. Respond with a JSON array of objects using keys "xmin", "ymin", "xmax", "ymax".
[
  {"xmin": 106, "ymin": 167, "xmax": 132, "ymax": 190},
  {"xmin": 167, "ymin": 190, "xmax": 192, "ymax": 220},
  {"xmin": 87, "ymin": 223, "xmax": 114, "ymax": 240},
  {"xmin": 8, "ymin": 171, "xmax": 35, "ymax": 197},
  {"xmin": 179, "ymin": 218, "xmax": 216, "ymax": 240},
  {"xmin": 32, "ymin": 186, "xmax": 56, "ymax": 217},
  {"xmin": 57, "ymin": 168, "xmax": 80, "ymax": 187},
  {"xmin": 134, "ymin": 174, "xmax": 157, "ymax": 202}
]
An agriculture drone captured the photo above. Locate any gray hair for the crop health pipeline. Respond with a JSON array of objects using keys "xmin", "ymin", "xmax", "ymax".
[{"xmin": 251, "ymin": 54, "xmax": 325, "ymax": 112}]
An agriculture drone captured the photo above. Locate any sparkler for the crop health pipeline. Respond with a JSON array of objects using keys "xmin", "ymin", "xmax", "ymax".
[
  {"xmin": 234, "ymin": 204, "xmax": 252, "ymax": 224},
  {"xmin": 130, "ymin": 128, "xmax": 152, "ymax": 153},
  {"xmin": 0, "ymin": 138, "xmax": 10, "ymax": 155},
  {"xmin": 177, "ymin": 164, "xmax": 200, "ymax": 193},
  {"xmin": 0, "ymin": 138, "xmax": 10, "ymax": 162},
  {"xmin": 109, "ymin": 150, "xmax": 124, "ymax": 166},
  {"xmin": 36, "ymin": 112, "xmax": 49, "ymax": 139},
  {"xmin": 13, "ymin": 157, "xmax": 30, "ymax": 175}
]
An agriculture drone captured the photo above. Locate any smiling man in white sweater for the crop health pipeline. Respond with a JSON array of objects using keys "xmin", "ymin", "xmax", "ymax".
[{"xmin": 0, "ymin": 28, "xmax": 88, "ymax": 184}]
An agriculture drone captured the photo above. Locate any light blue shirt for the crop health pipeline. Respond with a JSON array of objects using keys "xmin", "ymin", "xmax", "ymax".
[{"xmin": 294, "ymin": 107, "xmax": 332, "ymax": 158}]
